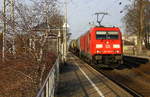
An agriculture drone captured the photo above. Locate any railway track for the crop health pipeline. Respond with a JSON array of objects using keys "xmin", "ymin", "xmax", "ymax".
[
  {"xmin": 123, "ymin": 56, "xmax": 149, "ymax": 67},
  {"xmin": 68, "ymin": 53, "xmax": 133, "ymax": 97},
  {"xmin": 92, "ymin": 66, "xmax": 143, "ymax": 97},
  {"xmin": 71, "ymin": 52, "xmax": 150, "ymax": 97},
  {"xmin": 91, "ymin": 56, "xmax": 150, "ymax": 97}
]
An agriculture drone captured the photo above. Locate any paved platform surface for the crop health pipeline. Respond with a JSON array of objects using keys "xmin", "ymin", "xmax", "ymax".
[{"xmin": 56, "ymin": 53, "xmax": 133, "ymax": 97}]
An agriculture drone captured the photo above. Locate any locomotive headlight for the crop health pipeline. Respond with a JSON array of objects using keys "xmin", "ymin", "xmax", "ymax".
[
  {"xmin": 113, "ymin": 44, "xmax": 120, "ymax": 48},
  {"xmin": 96, "ymin": 44, "xmax": 103, "ymax": 48}
]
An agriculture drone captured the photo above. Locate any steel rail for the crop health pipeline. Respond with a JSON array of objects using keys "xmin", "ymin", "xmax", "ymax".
[
  {"xmin": 98, "ymin": 69, "xmax": 144, "ymax": 97},
  {"xmin": 71, "ymin": 53, "xmax": 143, "ymax": 97}
]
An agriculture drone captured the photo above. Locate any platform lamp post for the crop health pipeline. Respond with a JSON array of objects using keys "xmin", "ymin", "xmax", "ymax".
[
  {"xmin": 57, "ymin": 30, "xmax": 61, "ymax": 55},
  {"xmin": 62, "ymin": 0, "xmax": 69, "ymax": 63},
  {"xmin": 62, "ymin": 22, "xmax": 69, "ymax": 63}
]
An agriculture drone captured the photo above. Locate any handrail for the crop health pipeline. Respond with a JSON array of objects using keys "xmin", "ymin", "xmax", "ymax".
[{"xmin": 36, "ymin": 57, "xmax": 59, "ymax": 97}]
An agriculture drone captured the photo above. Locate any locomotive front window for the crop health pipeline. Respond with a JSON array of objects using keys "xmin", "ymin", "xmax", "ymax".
[
  {"xmin": 107, "ymin": 31, "xmax": 119, "ymax": 39},
  {"xmin": 96, "ymin": 31, "xmax": 119, "ymax": 39},
  {"xmin": 96, "ymin": 31, "xmax": 107, "ymax": 39}
]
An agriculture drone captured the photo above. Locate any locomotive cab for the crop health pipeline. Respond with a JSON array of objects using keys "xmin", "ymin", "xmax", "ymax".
[
  {"xmin": 70, "ymin": 26, "xmax": 124, "ymax": 68},
  {"xmin": 91, "ymin": 27, "xmax": 123, "ymax": 66}
]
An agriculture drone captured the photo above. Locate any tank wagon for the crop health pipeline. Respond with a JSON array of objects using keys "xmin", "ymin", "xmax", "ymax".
[
  {"xmin": 70, "ymin": 26, "xmax": 123, "ymax": 67},
  {"xmin": 69, "ymin": 40, "xmax": 78, "ymax": 54}
]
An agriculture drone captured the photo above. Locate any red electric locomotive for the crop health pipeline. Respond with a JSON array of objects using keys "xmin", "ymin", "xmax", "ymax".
[{"xmin": 75, "ymin": 26, "xmax": 123, "ymax": 67}]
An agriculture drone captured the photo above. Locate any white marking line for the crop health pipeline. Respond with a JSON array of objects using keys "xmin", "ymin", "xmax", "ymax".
[{"xmin": 76, "ymin": 64, "xmax": 105, "ymax": 97}]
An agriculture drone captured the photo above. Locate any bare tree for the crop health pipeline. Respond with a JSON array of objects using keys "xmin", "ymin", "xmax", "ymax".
[
  {"xmin": 0, "ymin": 0, "xmax": 64, "ymax": 88},
  {"xmin": 122, "ymin": 0, "xmax": 150, "ymax": 53},
  {"xmin": 0, "ymin": 0, "xmax": 63, "ymax": 59}
]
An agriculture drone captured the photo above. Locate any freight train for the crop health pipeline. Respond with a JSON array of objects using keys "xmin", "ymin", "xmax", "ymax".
[{"xmin": 69, "ymin": 26, "xmax": 123, "ymax": 67}]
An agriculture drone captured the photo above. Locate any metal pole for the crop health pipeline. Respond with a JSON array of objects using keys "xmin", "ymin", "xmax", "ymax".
[
  {"xmin": 57, "ymin": 31, "xmax": 61, "ymax": 55},
  {"xmin": 11, "ymin": 0, "xmax": 16, "ymax": 56},
  {"xmin": 64, "ymin": 0, "xmax": 67, "ymax": 62},
  {"xmin": 2, "ymin": 0, "xmax": 6, "ymax": 62}
]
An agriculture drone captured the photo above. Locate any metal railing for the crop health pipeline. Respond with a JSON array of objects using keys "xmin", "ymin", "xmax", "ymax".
[{"xmin": 36, "ymin": 57, "xmax": 59, "ymax": 97}]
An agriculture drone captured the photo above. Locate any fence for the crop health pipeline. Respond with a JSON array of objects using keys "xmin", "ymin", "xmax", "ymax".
[{"xmin": 36, "ymin": 57, "xmax": 59, "ymax": 97}]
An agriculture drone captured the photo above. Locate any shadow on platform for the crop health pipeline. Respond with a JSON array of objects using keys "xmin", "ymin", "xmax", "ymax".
[{"xmin": 57, "ymin": 62, "xmax": 90, "ymax": 97}]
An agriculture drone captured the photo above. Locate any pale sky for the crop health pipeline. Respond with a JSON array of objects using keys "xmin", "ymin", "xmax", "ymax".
[
  {"xmin": 65, "ymin": 0, "xmax": 132, "ymax": 39},
  {"xmin": 0, "ymin": 0, "xmax": 132, "ymax": 39}
]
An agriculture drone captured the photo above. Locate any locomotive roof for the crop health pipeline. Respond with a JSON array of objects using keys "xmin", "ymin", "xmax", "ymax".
[
  {"xmin": 77, "ymin": 26, "xmax": 121, "ymax": 39},
  {"xmin": 91, "ymin": 26, "xmax": 120, "ymax": 30}
]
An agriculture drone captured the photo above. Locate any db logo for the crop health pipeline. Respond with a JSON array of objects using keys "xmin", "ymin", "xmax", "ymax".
[{"xmin": 106, "ymin": 45, "xmax": 110, "ymax": 48}]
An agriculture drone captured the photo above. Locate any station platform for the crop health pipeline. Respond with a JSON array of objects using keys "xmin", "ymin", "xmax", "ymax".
[{"xmin": 56, "ymin": 53, "xmax": 133, "ymax": 97}]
